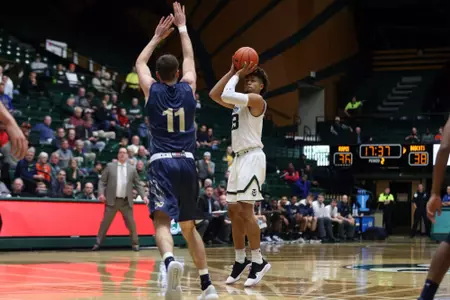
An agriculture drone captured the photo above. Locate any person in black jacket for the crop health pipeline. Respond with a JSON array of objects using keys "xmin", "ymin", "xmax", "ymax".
[{"xmin": 411, "ymin": 184, "xmax": 431, "ymax": 237}]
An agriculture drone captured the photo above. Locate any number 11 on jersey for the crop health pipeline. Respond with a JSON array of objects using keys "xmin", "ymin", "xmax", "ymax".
[{"xmin": 163, "ymin": 108, "xmax": 185, "ymax": 132}]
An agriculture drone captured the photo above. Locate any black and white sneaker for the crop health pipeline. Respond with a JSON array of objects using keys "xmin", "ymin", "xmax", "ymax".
[
  {"xmin": 244, "ymin": 259, "xmax": 271, "ymax": 287},
  {"xmin": 225, "ymin": 258, "xmax": 251, "ymax": 284}
]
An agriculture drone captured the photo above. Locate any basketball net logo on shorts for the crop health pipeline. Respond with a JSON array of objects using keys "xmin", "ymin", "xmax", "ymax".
[
  {"xmin": 149, "ymin": 179, "xmax": 165, "ymax": 208},
  {"xmin": 345, "ymin": 264, "xmax": 450, "ymax": 273}
]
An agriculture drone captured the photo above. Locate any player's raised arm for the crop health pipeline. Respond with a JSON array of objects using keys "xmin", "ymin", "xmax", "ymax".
[
  {"xmin": 173, "ymin": 2, "xmax": 196, "ymax": 93},
  {"xmin": 220, "ymin": 62, "xmax": 266, "ymax": 114},
  {"xmin": 136, "ymin": 15, "xmax": 174, "ymax": 101},
  {"xmin": 209, "ymin": 63, "xmax": 236, "ymax": 110}
]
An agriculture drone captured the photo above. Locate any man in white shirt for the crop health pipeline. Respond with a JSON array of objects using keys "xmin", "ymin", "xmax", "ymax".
[
  {"xmin": 93, "ymin": 147, "xmax": 148, "ymax": 251},
  {"xmin": 312, "ymin": 194, "xmax": 337, "ymax": 242}
]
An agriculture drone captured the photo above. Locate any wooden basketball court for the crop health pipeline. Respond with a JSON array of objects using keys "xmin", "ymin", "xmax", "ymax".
[{"xmin": 0, "ymin": 237, "xmax": 447, "ymax": 299}]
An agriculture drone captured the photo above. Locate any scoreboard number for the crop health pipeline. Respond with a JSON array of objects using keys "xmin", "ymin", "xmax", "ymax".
[
  {"xmin": 333, "ymin": 152, "xmax": 353, "ymax": 167},
  {"xmin": 408, "ymin": 152, "xmax": 429, "ymax": 166}
]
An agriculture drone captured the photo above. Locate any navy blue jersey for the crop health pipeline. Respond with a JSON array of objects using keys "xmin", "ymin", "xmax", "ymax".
[{"xmin": 146, "ymin": 82, "xmax": 196, "ymax": 154}]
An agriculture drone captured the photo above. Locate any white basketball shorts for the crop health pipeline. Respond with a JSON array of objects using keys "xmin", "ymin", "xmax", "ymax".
[{"xmin": 226, "ymin": 148, "xmax": 266, "ymax": 203}]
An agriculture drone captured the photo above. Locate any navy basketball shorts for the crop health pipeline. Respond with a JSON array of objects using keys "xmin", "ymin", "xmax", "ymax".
[{"xmin": 148, "ymin": 158, "xmax": 202, "ymax": 222}]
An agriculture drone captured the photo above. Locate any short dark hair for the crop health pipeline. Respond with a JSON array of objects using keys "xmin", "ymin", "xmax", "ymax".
[
  {"xmin": 246, "ymin": 67, "xmax": 269, "ymax": 95},
  {"xmin": 156, "ymin": 54, "xmax": 179, "ymax": 81}
]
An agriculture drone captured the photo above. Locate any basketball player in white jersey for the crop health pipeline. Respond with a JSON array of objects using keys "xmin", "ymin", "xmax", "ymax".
[{"xmin": 209, "ymin": 61, "xmax": 270, "ymax": 287}]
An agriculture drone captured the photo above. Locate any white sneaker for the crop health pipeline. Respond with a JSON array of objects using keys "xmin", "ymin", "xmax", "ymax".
[
  {"xmin": 264, "ymin": 236, "xmax": 273, "ymax": 243},
  {"xmin": 244, "ymin": 260, "xmax": 271, "ymax": 287},
  {"xmin": 165, "ymin": 261, "xmax": 184, "ymax": 300},
  {"xmin": 197, "ymin": 284, "xmax": 219, "ymax": 300},
  {"xmin": 272, "ymin": 236, "xmax": 284, "ymax": 243}
]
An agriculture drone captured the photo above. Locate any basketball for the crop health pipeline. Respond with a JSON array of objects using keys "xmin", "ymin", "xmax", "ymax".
[{"xmin": 232, "ymin": 47, "xmax": 259, "ymax": 70}]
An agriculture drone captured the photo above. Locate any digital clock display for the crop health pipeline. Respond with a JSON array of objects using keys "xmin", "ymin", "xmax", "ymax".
[{"xmin": 359, "ymin": 144, "xmax": 402, "ymax": 159}]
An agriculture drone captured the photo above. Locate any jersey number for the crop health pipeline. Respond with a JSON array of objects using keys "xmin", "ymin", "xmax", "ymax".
[
  {"xmin": 232, "ymin": 114, "xmax": 239, "ymax": 131},
  {"xmin": 163, "ymin": 108, "xmax": 185, "ymax": 132}
]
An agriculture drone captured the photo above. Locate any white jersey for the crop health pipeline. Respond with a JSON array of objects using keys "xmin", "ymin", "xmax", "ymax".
[{"xmin": 231, "ymin": 104, "xmax": 265, "ymax": 153}]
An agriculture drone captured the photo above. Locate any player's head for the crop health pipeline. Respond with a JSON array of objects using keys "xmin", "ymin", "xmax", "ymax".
[
  {"xmin": 156, "ymin": 54, "xmax": 179, "ymax": 83},
  {"xmin": 244, "ymin": 67, "xmax": 269, "ymax": 95}
]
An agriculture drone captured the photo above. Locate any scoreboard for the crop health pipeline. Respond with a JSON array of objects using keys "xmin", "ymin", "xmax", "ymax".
[{"xmin": 330, "ymin": 144, "xmax": 433, "ymax": 170}]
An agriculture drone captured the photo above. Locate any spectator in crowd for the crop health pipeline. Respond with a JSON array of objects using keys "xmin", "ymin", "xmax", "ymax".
[
  {"xmin": 421, "ymin": 128, "xmax": 434, "ymax": 144},
  {"xmin": 77, "ymin": 182, "xmax": 96, "ymax": 200},
  {"xmin": 54, "ymin": 64, "xmax": 66, "ymax": 84},
  {"xmin": 195, "ymin": 93, "xmax": 201, "ymax": 109},
  {"xmin": 65, "ymin": 64, "xmax": 79, "ymax": 87},
  {"xmin": 405, "ymin": 127, "xmax": 420, "ymax": 143},
  {"xmin": 330, "ymin": 116, "xmax": 353, "ymax": 136},
  {"xmin": 88, "ymin": 162, "xmax": 103, "ymax": 188},
  {"xmin": 73, "ymin": 140, "xmax": 87, "ymax": 167},
  {"xmin": 122, "ymin": 66, "xmax": 140, "ymax": 98},
  {"xmin": 200, "ymin": 178, "xmax": 213, "ymax": 196},
  {"xmin": 435, "ymin": 127, "xmax": 443, "ymax": 142},
  {"xmin": 62, "ymin": 183, "xmax": 74, "ymax": 198},
  {"xmin": 21, "ymin": 72, "xmax": 42, "ymax": 96},
  {"xmin": 66, "ymin": 158, "xmax": 82, "ymax": 191},
  {"xmin": 198, "ymin": 186, "xmax": 222, "ymax": 244},
  {"xmin": 313, "ymin": 194, "xmax": 336, "ymax": 242},
  {"xmin": 30, "ymin": 55, "xmax": 48, "ymax": 74},
  {"xmin": 294, "ymin": 175, "xmax": 311, "ymax": 199},
  {"xmin": 129, "ymin": 135, "xmax": 141, "ymax": 155},
  {"xmin": 411, "ymin": 184, "xmax": 431, "ymax": 237},
  {"xmin": 128, "ymin": 98, "xmax": 143, "ymax": 122},
  {"xmin": 337, "ymin": 195, "xmax": 355, "ymax": 240},
  {"xmin": 136, "ymin": 146, "xmax": 148, "ymax": 165},
  {"xmin": 2, "ymin": 75, "xmax": 13, "ymax": 99},
  {"xmin": 283, "ymin": 163, "xmax": 300, "ymax": 184},
  {"xmin": 49, "ymin": 152, "xmax": 61, "ymax": 184},
  {"xmin": 0, "ymin": 179, "xmax": 10, "ymax": 197},
  {"xmin": 223, "ymin": 146, "xmax": 233, "ymax": 167},
  {"xmin": 442, "ymin": 186, "xmax": 450, "ymax": 206},
  {"xmin": 267, "ymin": 199, "xmax": 285, "ymax": 242},
  {"xmin": 354, "ymin": 127, "xmax": 372, "ymax": 145},
  {"xmin": 67, "ymin": 129, "xmax": 77, "ymax": 149},
  {"xmin": 216, "ymin": 194, "xmax": 231, "ymax": 243},
  {"xmin": 136, "ymin": 160, "xmax": 147, "ymax": 183},
  {"xmin": 76, "ymin": 118, "xmax": 104, "ymax": 152},
  {"xmin": 138, "ymin": 116, "xmax": 150, "ymax": 141},
  {"xmin": 57, "ymin": 139, "xmax": 74, "ymax": 169},
  {"xmin": 14, "ymin": 148, "xmax": 37, "ymax": 194},
  {"xmin": 51, "ymin": 170, "xmax": 66, "ymax": 197},
  {"xmin": 101, "ymin": 72, "xmax": 114, "ymax": 93},
  {"xmin": 69, "ymin": 107, "xmax": 85, "ymax": 128},
  {"xmin": 52, "ymin": 128, "xmax": 66, "ymax": 149},
  {"xmin": 207, "ymin": 128, "xmax": 220, "ymax": 150},
  {"xmin": 61, "ymin": 97, "xmax": 76, "ymax": 120},
  {"xmin": 32, "ymin": 116, "xmax": 55, "ymax": 144},
  {"xmin": 35, "ymin": 152, "xmax": 51, "ymax": 185},
  {"xmin": 197, "ymin": 125, "xmax": 209, "ymax": 147},
  {"xmin": 92, "ymin": 70, "xmax": 103, "ymax": 92},
  {"xmin": 35, "ymin": 181, "xmax": 49, "ymax": 197},
  {"xmin": 0, "ymin": 82, "xmax": 19, "ymax": 116},
  {"xmin": 127, "ymin": 146, "xmax": 137, "ymax": 166},
  {"xmin": 10, "ymin": 178, "xmax": 30, "ymax": 197},
  {"xmin": 344, "ymin": 97, "xmax": 362, "ymax": 117},
  {"xmin": 197, "ymin": 151, "xmax": 215, "ymax": 186}
]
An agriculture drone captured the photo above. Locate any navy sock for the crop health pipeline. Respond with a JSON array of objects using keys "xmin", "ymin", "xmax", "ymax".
[
  {"xmin": 200, "ymin": 273, "xmax": 211, "ymax": 291},
  {"xmin": 164, "ymin": 256, "xmax": 175, "ymax": 270},
  {"xmin": 419, "ymin": 279, "xmax": 439, "ymax": 300}
]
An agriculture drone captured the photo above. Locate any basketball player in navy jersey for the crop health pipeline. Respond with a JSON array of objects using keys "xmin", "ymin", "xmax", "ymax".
[
  {"xmin": 135, "ymin": 3, "xmax": 217, "ymax": 300},
  {"xmin": 418, "ymin": 115, "xmax": 450, "ymax": 300}
]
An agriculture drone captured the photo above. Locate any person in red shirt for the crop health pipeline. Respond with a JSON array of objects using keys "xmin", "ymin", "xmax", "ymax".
[
  {"xmin": 69, "ymin": 107, "xmax": 85, "ymax": 128},
  {"xmin": 283, "ymin": 163, "xmax": 299, "ymax": 183},
  {"xmin": 435, "ymin": 127, "xmax": 443, "ymax": 142},
  {"xmin": 0, "ymin": 122, "xmax": 9, "ymax": 147},
  {"xmin": 67, "ymin": 129, "xmax": 77, "ymax": 149},
  {"xmin": 118, "ymin": 108, "xmax": 130, "ymax": 128},
  {"xmin": 35, "ymin": 152, "xmax": 51, "ymax": 184}
]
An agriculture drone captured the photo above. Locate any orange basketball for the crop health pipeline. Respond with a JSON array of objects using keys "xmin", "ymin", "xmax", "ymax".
[{"xmin": 232, "ymin": 47, "xmax": 259, "ymax": 70}]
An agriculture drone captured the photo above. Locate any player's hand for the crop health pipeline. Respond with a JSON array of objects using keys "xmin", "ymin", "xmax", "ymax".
[
  {"xmin": 172, "ymin": 2, "xmax": 186, "ymax": 27},
  {"xmin": 99, "ymin": 195, "xmax": 106, "ymax": 203},
  {"xmin": 154, "ymin": 15, "xmax": 175, "ymax": 40},
  {"xmin": 6, "ymin": 122, "xmax": 28, "ymax": 160},
  {"xmin": 230, "ymin": 60, "xmax": 237, "ymax": 74},
  {"xmin": 427, "ymin": 194, "xmax": 442, "ymax": 224},
  {"xmin": 236, "ymin": 62, "xmax": 257, "ymax": 79},
  {"xmin": 143, "ymin": 197, "xmax": 149, "ymax": 205}
]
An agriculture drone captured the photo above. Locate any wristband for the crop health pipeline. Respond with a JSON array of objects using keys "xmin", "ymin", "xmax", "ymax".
[{"xmin": 178, "ymin": 26, "xmax": 187, "ymax": 33}]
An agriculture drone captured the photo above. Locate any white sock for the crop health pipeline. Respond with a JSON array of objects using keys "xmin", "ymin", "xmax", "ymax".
[
  {"xmin": 251, "ymin": 249, "xmax": 263, "ymax": 264},
  {"xmin": 235, "ymin": 248, "xmax": 246, "ymax": 263},
  {"xmin": 199, "ymin": 268, "xmax": 209, "ymax": 276},
  {"xmin": 162, "ymin": 252, "xmax": 174, "ymax": 260}
]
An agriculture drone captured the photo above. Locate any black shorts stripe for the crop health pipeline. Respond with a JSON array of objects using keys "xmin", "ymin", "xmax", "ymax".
[{"xmin": 226, "ymin": 175, "xmax": 262, "ymax": 195}]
